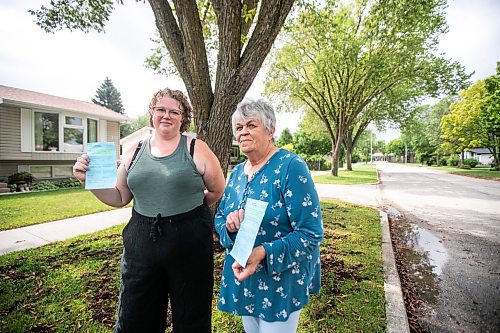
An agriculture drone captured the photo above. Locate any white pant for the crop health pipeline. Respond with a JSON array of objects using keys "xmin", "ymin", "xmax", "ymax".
[{"xmin": 242, "ymin": 310, "xmax": 301, "ymax": 333}]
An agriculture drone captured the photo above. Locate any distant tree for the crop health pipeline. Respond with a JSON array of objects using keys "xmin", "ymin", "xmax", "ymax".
[
  {"xmin": 353, "ymin": 129, "xmax": 373, "ymax": 163},
  {"xmin": 480, "ymin": 64, "xmax": 500, "ymax": 166},
  {"xmin": 92, "ymin": 77, "xmax": 125, "ymax": 114},
  {"xmin": 386, "ymin": 138, "xmax": 406, "ymax": 161},
  {"xmin": 276, "ymin": 128, "xmax": 294, "ymax": 147},
  {"xmin": 400, "ymin": 98, "xmax": 453, "ymax": 165},
  {"xmin": 441, "ymin": 81, "xmax": 486, "ymax": 164},
  {"xmin": 120, "ymin": 113, "xmax": 150, "ymax": 139},
  {"xmin": 292, "ymin": 111, "xmax": 332, "ymax": 159},
  {"xmin": 293, "ymin": 112, "xmax": 331, "ymax": 162}
]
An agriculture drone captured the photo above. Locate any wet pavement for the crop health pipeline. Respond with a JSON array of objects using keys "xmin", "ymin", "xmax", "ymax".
[{"xmin": 378, "ymin": 163, "xmax": 500, "ymax": 333}]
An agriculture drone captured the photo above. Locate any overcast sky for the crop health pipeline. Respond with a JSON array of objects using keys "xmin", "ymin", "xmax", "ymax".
[{"xmin": 1, "ymin": 0, "xmax": 499, "ymax": 141}]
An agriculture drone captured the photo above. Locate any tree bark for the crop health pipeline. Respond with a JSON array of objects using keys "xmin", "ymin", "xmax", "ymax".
[
  {"xmin": 345, "ymin": 146, "xmax": 352, "ymax": 170},
  {"xmin": 149, "ymin": 0, "xmax": 295, "ymax": 174},
  {"xmin": 331, "ymin": 126, "xmax": 343, "ymax": 176}
]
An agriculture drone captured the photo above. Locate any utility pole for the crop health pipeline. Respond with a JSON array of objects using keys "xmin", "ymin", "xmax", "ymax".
[{"xmin": 370, "ymin": 131, "xmax": 373, "ymax": 164}]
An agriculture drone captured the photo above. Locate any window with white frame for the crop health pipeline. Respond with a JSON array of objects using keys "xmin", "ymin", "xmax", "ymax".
[
  {"xmin": 28, "ymin": 111, "xmax": 100, "ymax": 152},
  {"xmin": 63, "ymin": 115, "xmax": 84, "ymax": 152},
  {"xmin": 34, "ymin": 112, "xmax": 59, "ymax": 151},
  {"xmin": 87, "ymin": 118, "xmax": 98, "ymax": 143}
]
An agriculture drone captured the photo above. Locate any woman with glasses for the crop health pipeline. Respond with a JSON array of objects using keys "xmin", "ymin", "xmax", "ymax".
[
  {"xmin": 73, "ymin": 88, "xmax": 225, "ymax": 333},
  {"xmin": 214, "ymin": 98, "xmax": 323, "ymax": 333}
]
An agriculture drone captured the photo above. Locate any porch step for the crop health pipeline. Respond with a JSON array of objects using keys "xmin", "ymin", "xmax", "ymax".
[{"xmin": 0, "ymin": 182, "xmax": 11, "ymax": 193}]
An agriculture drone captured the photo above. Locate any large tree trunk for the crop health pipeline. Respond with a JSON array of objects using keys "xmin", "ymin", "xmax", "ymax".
[
  {"xmin": 344, "ymin": 136, "xmax": 353, "ymax": 171},
  {"xmin": 331, "ymin": 148, "xmax": 339, "ymax": 176},
  {"xmin": 345, "ymin": 147, "xmax": 352, "ymax": 171},
  {"xmin": 331, "ymin": 134, "xmax": 343, "ymax": 176},
  {"xmin": 492, "ymin": 146, "xmax": 499, "ymax": 167},
  {"xmin": 149, "ymin": 0, "xmax": 295, "ymax": 175}
]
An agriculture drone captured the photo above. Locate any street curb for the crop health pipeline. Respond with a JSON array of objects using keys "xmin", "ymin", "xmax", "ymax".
[{"xmin": 380, "ymin": 210, "xmax": 410, "ymax": 333}]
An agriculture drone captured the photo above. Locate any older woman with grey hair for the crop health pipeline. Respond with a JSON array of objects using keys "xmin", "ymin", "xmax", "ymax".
[{"xmin": 214, "ymin": 98, "xmax": 324, "ymax": 333}]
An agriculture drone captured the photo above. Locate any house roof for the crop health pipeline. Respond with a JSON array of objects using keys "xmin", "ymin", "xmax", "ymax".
[
  {"xmin": 0, "ymin": 84, "xmax": 129, "ymax": 123},
  {"xmin": 120, "ymin": 126, "xmax": 154, "ymax": 145},
  {"xmin": 468, "ymin": 148, "xmax": 492, "ymax": 154}
]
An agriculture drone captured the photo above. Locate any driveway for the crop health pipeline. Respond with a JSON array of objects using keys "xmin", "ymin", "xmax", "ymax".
[{"xmin": 377, "ymin": 162, "xmax": 500, "ymax": 333}]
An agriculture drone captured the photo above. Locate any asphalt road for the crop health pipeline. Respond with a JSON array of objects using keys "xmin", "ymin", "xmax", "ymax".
[{"xmin": 377, "ymin": 162, "xmax": 500, "ymax": 333}]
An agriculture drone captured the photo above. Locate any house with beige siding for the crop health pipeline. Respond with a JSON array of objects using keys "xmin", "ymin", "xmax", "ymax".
[{"xmin": 0, "ymin": 85, "xmax": 129, "ymax": 180}]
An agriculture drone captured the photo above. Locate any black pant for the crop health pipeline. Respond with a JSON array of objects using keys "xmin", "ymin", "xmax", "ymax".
[{"xmin": 114, "ymin": 204, "xmax": 214, "ymax": 333}]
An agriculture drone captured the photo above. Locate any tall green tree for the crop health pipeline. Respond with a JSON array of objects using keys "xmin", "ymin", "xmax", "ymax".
[
  {"xmin": 441, "ymin": 81, "xmax": 486, "ymax": 163},
  {"xmin": 265, "ymin": 0, "xmax": 470, "ymax": 176},
  {"xmin": 352, "ymin": 129, "xmax": 374, "ymax": 163},
  {"xmin": 276, "ymin": 128, "xmax": 294, "ymax": 147},
  {"xmin": 480, "ymin": 64, "xmax": 500, "ymax": 165},
  {"xmin": 386, "ymin": 138, "xmax": 406, "ymax": 161},
  {"xmin": 293, "ymin": 112, "xmax": 332, "ymax": 160},
  {"xmin": 441, "ymin": 72, "xmax": 500, "ymax": 166},
  {"xmin": 401, "ymin": 106, "xmax": 435, "ymax": 164},
  {"xmin": 30, "ymin": 0, "xmax": 295, "ymax": 173},
  {"xmin": 400, "ymin": 97, "xmax": 453, "ymax": 165},
  {"xmin": 92, "ymin": 77, "xmax": 125, "ymax": 114},
  {"xmin": 344, "ymin": 85, "xmax": 421, "ymax": 169}
]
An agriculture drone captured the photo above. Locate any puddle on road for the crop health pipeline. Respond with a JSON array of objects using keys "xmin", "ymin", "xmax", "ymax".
[
  {"xmin": 411, "ymin": 225, "xmax": 449, "ymax": 276},
  {"xmin": 389, "ymin": 211, "xmax": 450, "ymax": 331}
]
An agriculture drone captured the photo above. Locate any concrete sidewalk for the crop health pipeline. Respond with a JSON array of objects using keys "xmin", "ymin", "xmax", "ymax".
[{"xmin": 0, "ymin": 207, "xmax": 131, "ymax": 254}]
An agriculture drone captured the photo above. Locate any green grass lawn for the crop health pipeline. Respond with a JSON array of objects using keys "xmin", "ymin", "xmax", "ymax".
[
  {"xmin": 427, "ymin": 165, "xmax": 500, "ymax": 180},
  {"xmin": 0, "ymin": 188, "xmax": 127, "ymax": 231},
  {"xmin": 0, "ymin": 200, "xmax": 385, "ymax": 333},
  {"xmin": 313, "ymin": 164, "xmax": 379, "ymax": 185}
]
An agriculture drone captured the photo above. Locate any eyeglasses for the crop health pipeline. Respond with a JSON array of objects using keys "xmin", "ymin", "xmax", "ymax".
[{"xmin": 153, "ymin": 108, "xmax": 182, "ymax": 118}]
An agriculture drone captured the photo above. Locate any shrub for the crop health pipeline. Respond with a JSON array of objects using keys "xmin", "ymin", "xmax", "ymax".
[
  {"xmin": 29, "ymin": 181, "xmax": 58, "ymax": 191},
  {"xmin": 321, "ymin": 160, "xmax": 332, "ymax": 171},
  {"xmin": 53, "ymin": 178, "xmax": 82, "ymax": 188},
  {"xmin": 459, "ymin": 164, "xmax": 472, "ymax": 169},
  {"xmin": 448, "ymin": 155, "xmax": 460, "ymax": 166},
  {"xmin": 351, "ymin": 153, "xmax": 361, "ymax": 164},
  {"xmin": 28, "ymin": 178, "xmax": 82, "ymax": 192},
  {"xmin": 463, "ymin": 158, "xmax": 479, "ymax": 168},
  {"xmin": 8, "ymin": 172, "xmax": 35, "ymax": 184},
  {"xmin": 438, "ymin": 158, "xmax": 448, "ymax": 166}
]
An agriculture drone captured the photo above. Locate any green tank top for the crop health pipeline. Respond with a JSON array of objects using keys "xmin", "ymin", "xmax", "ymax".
[{"xmin": 127, "ymin": 135, "xmax": 205, "ymax": 217}]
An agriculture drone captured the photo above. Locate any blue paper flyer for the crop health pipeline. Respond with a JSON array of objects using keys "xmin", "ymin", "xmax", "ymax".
[
  {"xmin": 230, "ymin": 198, "xmax": 269, "ymax": 267},
  {"xmin": 85, "ymin": 142, "xmax": 117, "ymax": 190}
]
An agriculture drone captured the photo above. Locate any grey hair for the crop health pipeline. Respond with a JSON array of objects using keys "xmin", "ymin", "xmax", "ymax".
[{"xmin": 232, "ymin": 98, "xmax": 276, "ymax": 136}]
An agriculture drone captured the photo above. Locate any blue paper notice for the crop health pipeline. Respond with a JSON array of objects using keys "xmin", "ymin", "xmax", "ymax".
[
  {"xmin": 85, "ymin": 142, "xmax": 117, "ymax": 190},
  {"xmin": 230, "ymin": 198, "xmax": 269, "ymax": 267}
]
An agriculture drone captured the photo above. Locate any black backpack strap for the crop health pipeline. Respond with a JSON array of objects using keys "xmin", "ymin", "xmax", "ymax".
[
  {"xmin": 190, "ymin": 138, "xmax": 196, "ymax": 158},
  {"xmin": 128, "ymin": 140, "xmax": 143, "ymax": 170}
]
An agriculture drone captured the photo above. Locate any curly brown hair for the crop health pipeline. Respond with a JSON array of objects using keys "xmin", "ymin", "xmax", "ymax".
[{"xmin": 148, "ymin": 88, "xmax": 192, "ymax": 133}]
